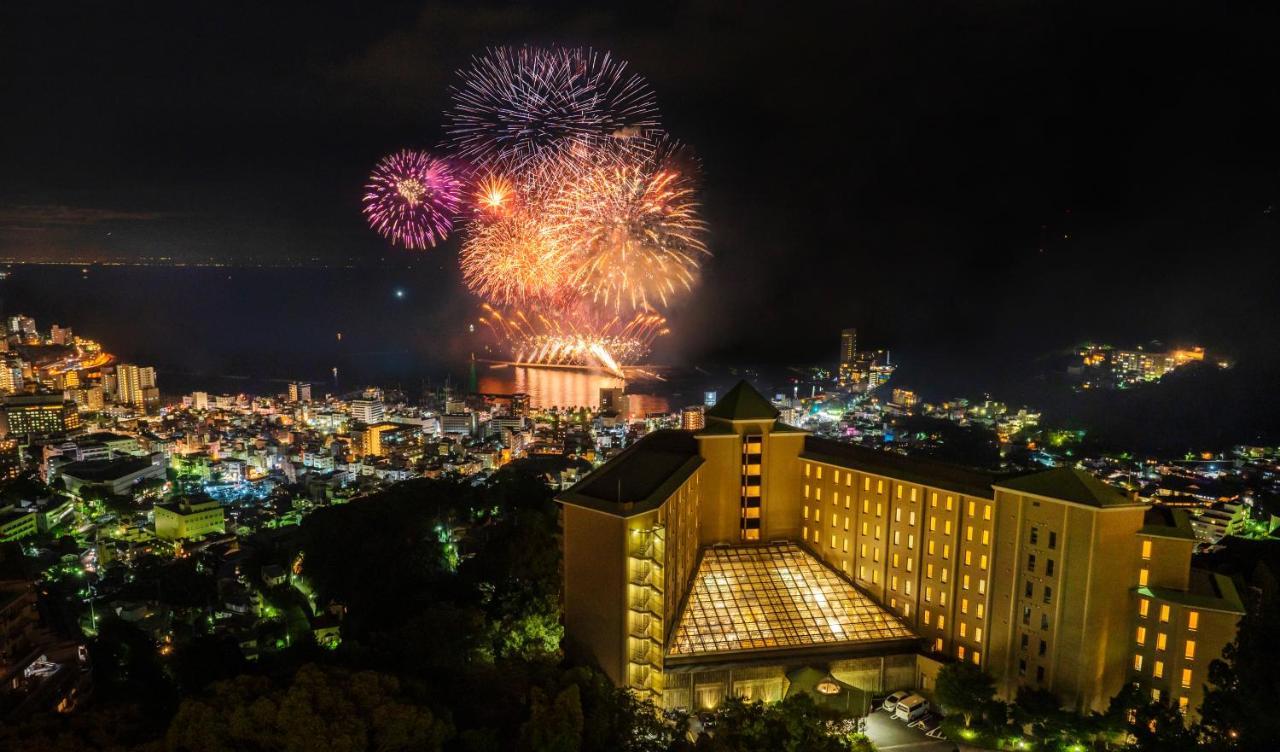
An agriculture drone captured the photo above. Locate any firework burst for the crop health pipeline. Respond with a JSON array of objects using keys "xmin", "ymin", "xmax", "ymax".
[
  {"xmin": 548, "ymin": 143, "xmax": 708, "ymax": 312},
  {"xmin": 460, "ymin": 210, "xmax": 571, "ymax": 306},
  {"xmin": 444, "ymin": 46, "xmax": 660, "ymax": 171},
  {"xmin": 363, "ymin": 150, "xmax": 461, "ymax": 249}
]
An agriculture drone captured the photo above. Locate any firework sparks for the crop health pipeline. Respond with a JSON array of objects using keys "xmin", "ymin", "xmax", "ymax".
[
  {"xmin": 460, "ymin": 210, "xmax": 571, "ymax": 306},
  {"xmin": 548, "ymin": 144, "xmax": 708, "ymax": 312},
  {"xmin": 444, "ymin": 46, "xmax": 660, "ymax": 171},
  {"xmin": 363, "ymin": 150, "xmax": 461, "ymax": 249}
]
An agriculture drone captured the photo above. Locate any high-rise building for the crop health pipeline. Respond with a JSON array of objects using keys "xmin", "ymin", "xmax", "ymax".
[
  {"xmin": 115, "ymin": 364, "xmax": 157, "ymax": 410},
  {"xmin": 557, "ymin": 380, "xmax": 1240, "ymax": 718},
  {"xmin": 49, "ymin": 325, "xmax": 71, "ymax": 345},
  {"xmin": 191, "ymin": 391, "xmax": 209, "ymax": 410},
  {"xmin": 350, "ymin": 399, "xmax": 385, "ymax": 425},
  {"xmin": 680, "ymin": 405, "xmax": 705, "ymax": 431},
  {"xmin": 510, "ymin": 392, "xmax": 530, "ymax": 418},
  {"xmin": 838, "ymin": 328, "xmax": 858, "ymax": 386},
  {"xmin": 703, "ymin": 390, "xmax": 717, "ymax": 407},
  {"xmin": 3, "ymin": 394, "xmax": 80, "ymax": 438},
  {"xmin": 599, "ymin": 387, "xmax": 628, "ymax": 418},
  {"xmin": 287, "ymin": 382, "xmax": 312, "ymax": 403}
]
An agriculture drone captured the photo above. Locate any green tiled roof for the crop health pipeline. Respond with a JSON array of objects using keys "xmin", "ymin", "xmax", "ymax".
[
  {"xmin": 994, "ymin": 467, "xmax": 1138, "ymax": 508},
  {"xmin": 705, "ymin": 380, "xmax": 779, "ymax": 421},
  {"xmin": 1137, "ymin": 569, "xmax": 1245, "ymax": 614}
]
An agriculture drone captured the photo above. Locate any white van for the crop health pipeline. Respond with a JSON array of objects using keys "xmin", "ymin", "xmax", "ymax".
[{"xmin": 893, "ymin": 694, "xmax": 930, "ymax": 722}]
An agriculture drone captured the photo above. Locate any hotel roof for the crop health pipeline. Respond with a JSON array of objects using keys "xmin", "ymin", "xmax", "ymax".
[
  {"xmin": 704, "ymin": 381, "xmax": 779, "ymax": 421},
  {"xmin": 556, "ymin": 430, "xmax": 703, "ymax": 517},
  {"xmin": 994, "ymin": 466, "xmax": 1139, "ymax": 508},
  {"xmin": 666, "ymin": 541, "xmax": 917, "ymax": 666},
  {"xmin": 801, "ymin": 437, "xmax": 1001, "ymax": 498}
]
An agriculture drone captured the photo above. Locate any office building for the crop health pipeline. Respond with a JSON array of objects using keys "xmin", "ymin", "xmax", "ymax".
[
  {"xmin": 558, "ymin": 381, "xmax": 1240, "ymax": 718},
  {"xmin": 288, "ymin": 382, "xmax": 312, "ymax": 403},
  {"xmin": 154, "ymin": 498, "xmax": 225, "ymax": 541},
  {"xmin": 350, "ymin": 399, "xmax": 385, "ymax": 425},
  {"xmin": 115, "ymin": 364, "xmax": 157, "ymax": 410},
  {"xmin": 838, "ymin": 328, "xmax": 858, "ymax": 385},
  {"xmin": 3, "ymin": 394, "xmax": 80, "ymax": 438}
]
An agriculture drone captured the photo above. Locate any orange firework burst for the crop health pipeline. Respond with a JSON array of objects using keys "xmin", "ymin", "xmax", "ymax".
[
  {"xmin": 473, "ymin": 173, "xmax": 515, "ymax": 215},
  {"xmin": 459, "ymin": 210, "xmax": 570, "ymax": 306},
  {"xmin": 548, "ymin": 145, "xmax": 707, "ymax": 312}
]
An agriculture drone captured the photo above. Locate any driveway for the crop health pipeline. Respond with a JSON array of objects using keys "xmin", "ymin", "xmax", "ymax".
[{"xmin": 864, "ymin": 709, "xmax": 957, "ymax": 752}]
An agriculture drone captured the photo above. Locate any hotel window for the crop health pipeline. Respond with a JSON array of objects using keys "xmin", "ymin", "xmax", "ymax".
[
  {"xmin": 931, "ymin": 492, "xmax": 938, "ymax": 508},
  {"xmin": 911, "ymin": 489, "xmax": 918, "ymax": 501},
  {"xmin": 1185, "ymin": 640, "xmax": 1196, "ymax": 661},
  {"xmin": 805, "ymin": 463, "xmax": 811, "ymax": 477},
  {"xmin": 860, "ymin": 543, "xmax": 867, "ymax": 557},
  {"xmin": 926, "ymin": 564, "xmax": 934, "ymax": 578},
  {"xmin": 831, "ymin": 535, "xmax": 837, "ymax": 549},
  {"xmin": 968, "ymin": 500, "xmax": 976, "ymax": 516},
  {"xmin": 860, "ymin": 565, "xmax": 867, "ymax": 580},
  {"xmin": 906, "ymin": 558, "xmax": 913, "ymax": 572},
  {"xmin": 1025, "ymin": 580, "xmax": 1034, "ymax": 598},
  {"xmin": 804, "ymin": 484, "xmax": 810, "ymax": 498},
  {"xmin": 816, "ymin": 466, "xmax": 823, "ymax": 479},
  {"xmin": 1028, "ymin": 554, "xmax": 1036, "ymax": 572},
  {"xmin": 1043, "ymin": 586, "xmax": 1052, "ymax": 604},
  {"xmin": 904, "ymin": 603, "xmax": 911, "ymax": 617},
  {"xmin": 845, "ymin": 495, "xmax": 851, "ymax": 509},
  {"xmin": 1041, "ymin": 613, "xmax": 1049, "ymax": 631},
  {"xmin": 905, "ymin": 580, "xmax": 912, "ymax": 596},
  {"xmin": 843, "ymin": 538, "xmax": 849, "ymax": 553},
  {"xmin": 1188, "ymin": 611, "xmax": 1199, "ymax": 631},
  {"xmin": 832, "ymin": 514, "xmax": 838, "ymax": 528},
  {"xmin": 1139, "ymin": 568, "xmax": 1149, "ymax": 587},
  {"xmin": 891, "ymin": 575, "xmax": 898, "ymax": 591},
  {"xmin": 929, "ymin": 516, "xmax": 937, "ymax": 532},
  {"xmin": 973, "ymin": 651, "xmax": 981, "ymax": 666},
  {"xmin": 937, "ymin": 615, "xmax": 945, "ymax": 630},
  {"xmin": 844, "ymin": 517, "xmax": 850, "ymax": 531},
  {"xmin": 1134, "ymin": 654, "xmax": 1144, "ymax": 671},
  {"xmin": 940, "ymin": 591, "xmax": 947, "ymax": 606},
  {"xmin": 1159, "ymin": 605, "xmax": 1171, "ymax": 623},
  {"xmin": 908, "ymin": 534, "xmax": 915, "ymax": 549},
  {"xmin": 975, "ymin": 627, "xmax": 983, "ymax": 642},
  {"xmin": 863, "ymin": 498, "xmax": 870, "ymax": 514},
  {"xmin": 983, "ymin": 504, "xmax": 992, "ymax": 521},
  {"xmin": 892, "ymin": 553, "xmax": 900, "ymax": 567},
  {"xmin": 1151, "ymin": 689, "xmax": 1161, "ymax": 702},
  {"xmin": 958, "ymin": 646, "xmax": 966, "ymax": 660},
  {"xmin": 924, "ymin": 609, "xmax": 932, "ymax": 625},
  {"xmin": 976, "ymin": 603, "xmax": 985, "ymax": 618},
  {"xmin": 1136, "ymin": 626, "xmax": 1147, "ymax": 645},
  {"xmin": 934, "ymin": 638, "xmax": 944, "ymax": 652},
  {"xmin": 833, "ymin": 470, "xmax": 840, "ymax": 484},
  {"xmin": 876, "ymin": 502, "xmax": 883, "ymax": 517},
  {"xmin": 982, "ymin": 530, "xmax": 991, "ymax": 545},
  {"xmin": 1153, "ymin": 660, "xmax": 1164, "ymax": 679},
  {"xmin": 946, "ymin": 496, "xmax": 954, "ymax": 511},
  {"xmin": 1139, "ymin": 599, "xmax": 1150, "ymax": 618},
  {"xmin": 943, "ymin": 544, "xmax": 951, "ymax": 559},
  {"xmin": 961, "ymin": 597, "xmax": 969, "ymax": 614},
  {"xmin": 897, "ymin": 485, "xmax": 903, "ymax": 499},
  {"xmin": 864, "ymin": 477, "xmax": 871, "ymax": 491},
  {"xmin": 962, "ymin": 574, "xmax": 971, "ymax": 590},
  {"xmin": 875, "ymin": 525, "xmax": 882, "ymax": 539},
  {"xmin": 815, "ymin": 509, "xmax": 821, "ymax": 523},
  {"xmin": 941, "ymin": 567, "xmax": 949, "ymax": 584},
  {"xmin": 978, "ymin": 579, "xmax": 986, "ymax": 595},
  {"xmin": 874, "ymin": 547, "xmax": 881, "ymax": 562},
  {"xmin": 816, "ymin": 488, "xmax": 822, "ymax": 501},
  {"xmin": 877, "ymin": 480, "xmax": 884, "ymax": 494},
  {"xmin": 980, "ymin": 554, "xmax": 988, "ymax": 570},
  {"xmin": 1030, "ymin": 526, "xmax": 1039, "ymax": 545},
  {"xmin": 862, "ymin": 521, "xmax": 869, "ymax": 535},
  {"xmin": 1141, "ymin": 540, "xmax": 1152, "ymax": 560},
  {"xmin": 846, "ymin": 474, "xmax": 852, "ymax": 487},
  {"xmin": 944, "ymin": 520, "xmax": 953, "ymax": 535},
  {"xmin": 1048, "ymin": 531, "xmax": 1057, "ymax": 549},
  {"xmin": 1022, "ymin": 606, "xmax": 1031, "ymax": 625},
  {"xmin": 1046, "ymin": 559, "xmax": 1055, "ymax": 576},
  {"xmin": 895, "ymin": 508, "xmax": 902, "ymax": 522},
  {"xmin": 925, "ymin": 586, "xmax": 933, "ymax": 603},
  {"xmin": 1039, "ymin": 639, "xmax": 1047, "ymax": 657},
  {"xmin": 909, "ymin": 511, "xmax": 916, "ymax": 525},
  {"xmin": 1181, "ymin": 669, "xmax": 1193, "ymax": 689},
  {"xmin": 872, "ymin": 569, "xmax": 879, "ymax": 584},
  {"xmin": 965, "ymin": 550, "xmax": 972, "ymax": 566},
  {"xmin": 894, "ymin": 531, "xmax": 900, "ymax": 545},
  {"xmin": 1178, "ymin": 696, "xmax": 1189, "ymax": 714},
  {"xmin": 966, "ymin": 525, "xmax": 974, "ymax": 541},
  {"xmin": 1155, "ymin": 632, "xmax": 1166, "ymax": 650},
  {"xmin": 928, "ymin": 540, "xmax": 936, "ymax": 555}
]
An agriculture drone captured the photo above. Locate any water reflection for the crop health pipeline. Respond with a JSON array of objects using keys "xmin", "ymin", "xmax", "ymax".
[{"xmin": 476, "ymin": 365, "xmax": 669, "ymax": 413}]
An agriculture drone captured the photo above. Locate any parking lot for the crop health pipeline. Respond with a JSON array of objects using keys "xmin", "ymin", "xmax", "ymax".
[{"xmin": 863, "ymin": 708, "xmax": 957, "ymax": 752}]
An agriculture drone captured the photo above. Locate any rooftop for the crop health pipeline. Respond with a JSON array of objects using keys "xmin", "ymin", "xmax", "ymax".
[
  {"xmin": 802, "ymin": 437, "xmax": 1002, "ymax": 498},
  {"xmin": 58, "ymin": 456, "xmax": 157, "ymax": 482},
  {"xmin": 704, "ymin": 381, "xmax": 779, "ymax": 422},
  {"xmin": 1140, "ymin": 505, "xmax": 1197, "ymax": 540},
  {"xmin": 1138, "ymin": 568, "xmax": 1245, "ymax": 614},
  {"xmin": 667, "ymin": 541, "xmax": 916, "ymax": 664},
  {"xmin": 557, "ymin": 430, "xmax": 702, "ymax": 517},
  {"xmin": 994, "ymin": 466, "xmax": 1139, "ymax": 508}
]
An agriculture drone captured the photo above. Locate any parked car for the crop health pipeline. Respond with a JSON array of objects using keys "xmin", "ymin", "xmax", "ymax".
[
  {"xmin": 882, "ymin": 690, "xmax": 911, "ymax": 712},
  {"xmin": 893, "ymin": 694, "xmax": 931, "ymax": 722}
]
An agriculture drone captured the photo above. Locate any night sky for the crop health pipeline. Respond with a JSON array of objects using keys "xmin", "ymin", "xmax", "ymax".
[{"xmin": 2, "ymin": 1, "xmax": 1279, "ymax": 370}]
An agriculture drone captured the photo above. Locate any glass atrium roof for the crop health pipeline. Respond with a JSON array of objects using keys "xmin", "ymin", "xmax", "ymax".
[{"xmin": 668, "ymin": 541, "xmax": 915, "ymax": 657}]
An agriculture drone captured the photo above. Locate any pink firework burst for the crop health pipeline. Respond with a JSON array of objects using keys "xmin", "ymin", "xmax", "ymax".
[{"xmin": 363, "ymin": 150, "xmax": 462, "ymax": 249}]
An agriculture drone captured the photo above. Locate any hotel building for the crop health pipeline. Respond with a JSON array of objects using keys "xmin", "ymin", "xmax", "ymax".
[{"xmin": 558, "ymin": 382, "xmax": 1241, "ymax": 718}]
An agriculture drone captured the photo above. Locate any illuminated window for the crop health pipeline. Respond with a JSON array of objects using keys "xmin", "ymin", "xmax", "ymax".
[
  {"xmin": 982, "ymin": 530, "xmax": 990, "ymax": 546},
  {"xmin": 925, "ymin": 586, "xmax": 933, "ymax": 603},
  {"xmin": 929, "ymin": 516, "xmax": 937, "ymax": 532},
  {"xmin": 816, "ymin": 466, "xmax": 823, "ymax": 479},
  {"xmin": 963, "ymin": 574, "xmax": 971, "ymax": 590},
  {"xmin": 896, "ymin": 485, "xmax": 903, "ymax": 499},
  {"xmin": 891, "ymin": 575, "xmax": 898, "ymax": 591},
  {"xmin": 873, "ymin": 547, "xmax": 880, "ymax": 562},
  {"xmin": 1185, "ymin": 640, "xmax": 1196, "ymax": 661},
  {"xmin": 905, "ymin": 580, "xmax": 912, "ymax": 596},
  {"xmin": 943, "ymin": 544, "xmax": 951, "ymax": 559},
  {"xmin": 930, "ymin": 492, "xmax": 938, "ymax": 508},
  {"xmin": 831, "ymin": 534, "xmax": 837, "ymax": 549},
  {"xmin": 876, "ymin": 502, "xmax": 883, "ymax": 517},
  {"xmin": 864, "ymin": 477, "xmax": 871, "ymax": 491},
  {"xmin": 1152, "ymin": 688, "xmax": 1161, "ymax": 701},
  {"xmin": 937, "ymin": 614, "xmax": 945, "ymax": 630},
  {"xmin": 945, "ymin": 520, "xmax": 953, "ymax": 535},
  {"xmin": 833, "ymin": 470, "xmax": 840, "ymax": 484},
  {"xmin": 1139, "ymin": 568, "xmax": 1149, "ymax": 587},
  {"xmin": 926, "ymin": 564, "xmax": 933, "ymax": 579},
  {"xmin": 892, "ymin": 553, "xmax": 900, "ymax": 567},
  {"xmin": 983, "ymin": 504, "xmax": 992, "ymax": 521},
  {"xmin": 934, "ymin": 637, "xmax": 943, "ymax": 651},
  {"xmin": 1178, "ymin": 696, "xmax": 1189, "ymax": 714},
  {"xmin": 1136, "ymin": 626, "xmax": 1147, "ymax": 645},
  {"xmin": 863, "ymin": 498, "xmax": 870, "ymax": 514},
  {"xmin": 972, "ymin": 651, "xmax": 981, "ymax": 665},
  {"xmin": 909, "ymin": 511, "xmax": 916, "ymax": 525},
  {"xmin": 976, "ymin": 603, "xmax": 984, "ymax": 619},
  {"xmin": 875, "ymin": 525, "xmax": 881, "ymax": 540},
  {"xmin": 1141, "ymin": 540, "xmax": 1152, "ymax": 560},
  {"xmin": 860, "ymin": 543, "xmax": 867, "ymax": 557},
  {"xmin": 816, "ymin": 488, "xmax": 822, "ymax": 501},
  {"xmin": 928, "ymin": 540, "xmax": 936, "ymax": 555},
  {"xmin": 941, "ymin": 567, "xmax": 949, "ymax": 584},
  {"xmin": 1139, "ymin": 599, "xmax": 1150, "ymax": 618},
  {"xmin": 805, "ymin": 463, "xmax": 811, "ymax": 477},
  {"xmin": 968, "ymin": 500, "xmax": 976, "ymax": 516},
  {"xmin": 975, "ymin": 627, "xmax": 982, "ymax": 642},
  {"xmin": 1133, "ymin": 654, "xmax": 1144, "ymax": 671},
  {"xmin": 895, "ymin": 507, "xmax": 902, "ymax": 522},
  {"xmin": 862, "ymin": 521, "xmax": 869, "ymax": 535},
  {"xmin": 965, "ymin": 550, "xmax": 972, "ymax": 566},
  {"xmin": 815, "ymin": 509, "xmax": 821, "ymax": 523},
  {"xmin": 958, "ymin": 645, "xmax": 966, "ymax": 660},
  {"xmin": 946, "ymin": 496, "xmax": 954, "ymax": 511},
  {"xmin": 924, "ymin": 609, "xmax": 932, "ymax": 625},
  {"xmin": 980, "ymin": 554, "xmax": 988, "ymax": 570},
  {"xmin": 906, "ymin": 558, "xmax": 913, "ymax": 572},
  {"xmin": 908, "ymin": 534, "xmax": 915, "ymax": 549},
  {"xmin": 1159, "ymin": 605, "xmax": 1170, "ymax": 623},
  {"xmin": 804, "ymin": 484, "xmax": 810, "ymax": 498},
  {"xmin": 1188, "ymin": 611, "xmax": 1199, "ymax": 631},
  {"xmin": 893, "ymin": 531, "xmax": 900, "ymax": 545},
  {"xmin": 804, "ymin": 506, "xmax": 810, "ymax": 520},
  {"xmin": 961, "ymin": 597, "xmax": 969, "ymax": 614},
  {"xmin": 978, "ymin": 578, "xmax": 986, "ymax": 595},
  {"xmin": 1156, "ymin": 633, "xmax": 1167, "ymax": 651},
  {"xmin": 877, "ymin": 480, "xmax": 884, "ymax": 494},
  {"xmin": 1153, "ymin": 660, "xmax": 1164, "ymax": 679}
]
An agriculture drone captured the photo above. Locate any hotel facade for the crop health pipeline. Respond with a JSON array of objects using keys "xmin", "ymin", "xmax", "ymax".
[{"xmin": 558, "ymin": 382, "xmax": 1241, "ymax": 718}]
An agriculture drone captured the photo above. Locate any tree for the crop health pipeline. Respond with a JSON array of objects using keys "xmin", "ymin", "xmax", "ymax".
[
  {"xmin": 164, "ymin": 663, "xmax": 452, "ymax": 752},
  {"xmin": 696, "ymin": 694, "xmax": 854, "ymax": 752},
  {"xmin": 1200, "ymin": 571, "xmax": 1280, "ymax": 752},
  {"xmin": 935, "ymin": 662, "xmax": 996, "ymax": 727},
  {"xmin": 520, "ymin": 685, "xmax": 584, "ymax": 752}
]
